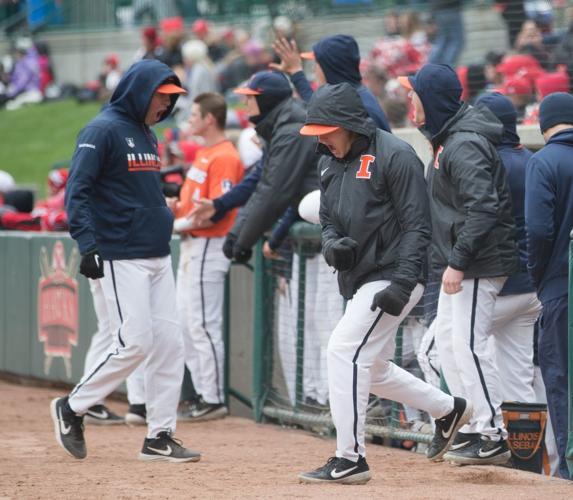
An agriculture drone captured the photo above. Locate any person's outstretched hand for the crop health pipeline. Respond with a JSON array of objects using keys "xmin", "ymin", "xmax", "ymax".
[{"xmin": 269, "ymin": 37, "xmax": 303, "ymax": 75}]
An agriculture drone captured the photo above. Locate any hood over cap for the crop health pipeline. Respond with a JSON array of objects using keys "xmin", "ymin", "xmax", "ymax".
[
  {"xmin": 475, "ymin": 92, "xmax": 520, "ymax": 147},
  {"xmin": 109, "ymin": 59, "xmax": 184, "ymax": 123},
  {"xmin": 312, "ymin": 35, "xmax": 362, "ymax": 86},
  {"xmin": 303, "ymin": 82, "xmax": 375, "ymax": 159},
  {"xmin": 404, "ymin": 63, "xmax": 463, "ymax": 137}
]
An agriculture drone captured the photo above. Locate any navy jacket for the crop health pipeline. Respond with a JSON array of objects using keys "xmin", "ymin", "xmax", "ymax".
[
  {"xmin": 497, "ymin": 144, "xmax": 536, "ymax": 295},
  {"xmin": 65, "ymin": 59, "xmax": 182, "ymax": 259},
  {"xmin": 289, "ymin": 35, "xmax": 391, "ymax": 132},
  {"xmin": 525, "ymin": 128, "xmax": 573, "ymax": 302}
]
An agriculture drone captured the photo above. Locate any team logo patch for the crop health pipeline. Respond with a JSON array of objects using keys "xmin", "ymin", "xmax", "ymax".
[
  {"xmin": 356, "ymin": 154, "xmax": 375, "ymax": 179},
  {"xmin": 434, "ymin": 145, "xmax": 444, "ymax": 170},
  {"xmin": 38, "ymin": 241, "xmax": 79, "ymax": 379},
  {"xmin": 221, "ymin": 179, "xmax": 233, "ymax": 193},
  {"xmin": 125, "ymin": 137, "xmax": 135, "ymax": 148}
]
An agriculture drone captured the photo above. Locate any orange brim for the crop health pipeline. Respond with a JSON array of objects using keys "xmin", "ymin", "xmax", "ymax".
[
  {"xmin": 233, "ymin": 87, "xmax": 262, "ymax": 95},
  {"xmin": 300, "ymin": 51, "xmax": 315, "ymax": 60},
  {"xmin": 397, "ymin": 76, "xmax": 413, "ymax": 90},
  {"xmin": 157, "ymin": 83, "xmax": 187, "ymax": 94},
  {"xmin": 300, "ymin": 124, "xmax": 340, "ymax": 136}
]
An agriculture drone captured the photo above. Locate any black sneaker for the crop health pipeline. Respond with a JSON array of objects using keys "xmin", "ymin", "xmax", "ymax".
[
  {"xmin": 179, "ymin": 396, "xmax": 228, "ymax": 422},
  {"xmin": 299, "ymin": 456, "xmax": 372, "ymax": 485},
  {"xmin": 427, "ymin": 397, "xmax": 472, "ymax": 462},
  {"xmin": 50, "ymin": 397, "xmax": 86, "ymax": 459},
  {"xmin": 444, "ymin": 436, "xmax": 511, "ymax": 466},
  {"xmin": 450, "ymin": 431, "xmax": 480, "ymax": 452},
  {"xmin": 84, "ymin": 404, "xmax": 124, "ymax": 426},
  {"xmin": 138, "ymin": 431, "xmax": 201, "ymax": 463},
  {"xmin": 125, "ymin": 404, "xmax": 147, "ymax": 426}
]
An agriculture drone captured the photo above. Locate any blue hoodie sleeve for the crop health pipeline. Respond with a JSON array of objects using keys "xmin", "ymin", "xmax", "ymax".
[
  {"xmin": 267, "ymin": 207, "xmax": 300, "ymax": 250},
  {"xmin": 290, "ymin": 71, "xmax": 314, "ymax": 103},
  {"xmin": 64, "ymin": 125, "xmax": 108, "ymax": 255},
  {"xmin": 525, "ymin": 155, "xmax": 555, "ymax": 287},
  {"xmin": 211, "ymin": 159, "xmax": 262, "ymax": 223}
]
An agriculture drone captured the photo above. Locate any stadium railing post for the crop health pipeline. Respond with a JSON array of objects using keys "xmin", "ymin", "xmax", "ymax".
[
  {"xmin": 252, "ymin": 240, "xmax": 267, "ymax": 422},
  {"xmin": 295, "ymin": 243, "xmax": 307, "ymax": 408},
  {"xmin": 567, "ymin": 230, "xmax": 573, "ymax": 477}
]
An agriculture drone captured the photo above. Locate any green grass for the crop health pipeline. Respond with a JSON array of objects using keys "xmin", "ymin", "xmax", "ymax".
[{"xmin": 0, "ymin": 100, "xmax": 100, "ymax": 196}]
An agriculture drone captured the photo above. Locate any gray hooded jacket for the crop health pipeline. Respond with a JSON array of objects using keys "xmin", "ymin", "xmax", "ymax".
[{"xmin": 309, "ymin": 83, "xmax": 431, "ymax": 299}]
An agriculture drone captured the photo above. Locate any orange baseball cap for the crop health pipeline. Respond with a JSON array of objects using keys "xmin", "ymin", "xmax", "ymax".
[
  {"xmin": 157, "ymin": 82, "xmax": 187, "ymax": 94},
  {"xmin": 397, "ymin": 76, "xmax": 413, "ymax": 90},
  {"xmin": 300, "ymin": 51, "xmax": 315, "ymax": 60},
  {"xmin": 300, "ymin": 124, "xmax": 340, "ymax": 136},
  {"xmin": 234, "ymin": 87, "xmax": 263, "ymax": 96}
]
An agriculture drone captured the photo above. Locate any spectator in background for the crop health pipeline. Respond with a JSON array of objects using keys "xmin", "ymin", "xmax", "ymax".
[
  {"xmin": 271, "ymin": 34, "xmax": 391, "ymax": 131},
  {"xmin": 399, "ymin": 11, "xmax": 431, "ymax": 61},
  {"xmin": 98, "ymin": 53, "xmax": 122, "ymax": 101},
  {"xmin": 428, "ymin": 0, "xmax": 465, "ymax": 67},
  {"xmin": 5, "ymin": 37, "xmax": 42, "ymax": 111},
  {"xmin": 192, "ymin": 19, "xmax": 229, "ymax": 63},
  {"xmin": 523, "ymin": 69, "xmax": 570, "ymax": 125},
  {"xmin": 494, "ymin": 0, "xmax": 527, "ymax": 48},
  {"xmin": 484, "ymin": 51, "xmax": 505, "ymax": 88},
  {"xmin": 525, "ymin": 92, "xmax": 573, "ymax": 480},
  {"xmin": 133, "ymin": 26, "xmax": 162, "ymax": 61},
  {"xmin": 158, "ymin": 16, "xmax": 185, "ymax": 70},
  {"xmin": 515, "ymin": 20, "xmax": 551, "ymax": 69},
  {"xmin": 35, "ymin": 41, "xmax": 54, "ymax": 95},
  {"xmin": 499, "ymin": 75, "xmax": 534, "ymax": 122}
]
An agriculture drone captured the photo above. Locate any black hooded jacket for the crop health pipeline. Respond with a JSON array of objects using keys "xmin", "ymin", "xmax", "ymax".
[
  {"xmin": 231, "ymin": 97, "xmax": 319, "ymax": 249},
  {"xmin": 309, "ymin": 83, "xmax": 431, "ymax": 299},
  {"xmin": 423, "ymin": 103, "xmax": 520, "ymax": 278}
]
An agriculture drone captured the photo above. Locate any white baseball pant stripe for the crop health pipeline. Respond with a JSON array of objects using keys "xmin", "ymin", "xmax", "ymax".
[
  {"xmin": 85, "ymin": 279, "xmax": 145, "ymax": 405},
  {"xmin": 178, "ymin": 236, "xmax": 229, "ymax": 405},
  {"xmin": 489, "ymin": 292, "xmax": 541, "ymax": 403},
  {"xmin": 435, "ymin": 277, "xmax": 507, "ymax": 440},
  {"xmin": 69, "ymin": 256, "xmax": 184, "ymax": 438},
  {"xmin": 328, "ymin": 281, "xmax": 454, "ymax": 461}
]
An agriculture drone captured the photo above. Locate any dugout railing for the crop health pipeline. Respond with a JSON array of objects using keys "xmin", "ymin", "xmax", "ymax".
[{"xmin": 567, "ymin": 230, "xmax": 573, "ymax": 476}]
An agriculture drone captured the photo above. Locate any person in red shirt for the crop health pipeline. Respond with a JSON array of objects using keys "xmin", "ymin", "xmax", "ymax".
[{"xmin": 171, "ymin": 92, "xmax": 244, "ymax": 421}]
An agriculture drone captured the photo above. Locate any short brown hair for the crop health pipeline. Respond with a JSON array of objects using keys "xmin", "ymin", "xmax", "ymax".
[{"xmin": 194, "ymin": 92, "xmax": 227, "ymax": 129}]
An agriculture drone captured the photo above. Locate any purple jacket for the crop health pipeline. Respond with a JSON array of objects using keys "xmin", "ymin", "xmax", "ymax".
[{"xmin": 8, "ymin": 48, "xmax": 40, "ymax": 98}]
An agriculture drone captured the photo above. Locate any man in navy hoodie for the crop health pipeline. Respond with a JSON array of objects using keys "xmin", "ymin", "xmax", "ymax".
[
  {"xmin": 525, "ymin": 92, "xmax": 573, "ymax": 480},
  {"xmin": 271, "ymin": 34, "xmax": 391, "ymax": 132},
  {"xmin": 51, "ymin": 59, "xmax": 201, "ymax": 463}
]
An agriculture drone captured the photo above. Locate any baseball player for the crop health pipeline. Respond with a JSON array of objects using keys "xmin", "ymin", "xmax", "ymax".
[
  {"xmin": 51, "ymin": 59, "xmax": 200, "ymax": 462},
  {"xmin": 399, "ymin": 64, "xmax": 519, "ymax": 466},
  {"xmin": 298, "ymin": 83, "xmax": 471, "ymax": 485},
  {"xmin": 172, "ymin": 92, "xmax": 244, "ymax": 421}
]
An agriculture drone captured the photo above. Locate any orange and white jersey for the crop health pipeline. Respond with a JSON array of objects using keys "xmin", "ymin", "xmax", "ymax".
[{"xmin": 176, "ymin": 140, "xmax": 244, "ymax": 237}]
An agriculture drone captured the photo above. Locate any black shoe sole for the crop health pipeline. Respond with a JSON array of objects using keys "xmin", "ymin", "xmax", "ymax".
[
  {"xmin": 50, "ymin": 398, "xmax": 86, "ymax": 460},
  {"xmin": 444, "ymin": 449, "xmax": 511, "ymax": 466}
]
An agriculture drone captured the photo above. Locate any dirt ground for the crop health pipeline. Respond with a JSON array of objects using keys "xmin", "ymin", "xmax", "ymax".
[{"xmin": 0, "ymin": 381, "xmax": 571, "ymax": 499}]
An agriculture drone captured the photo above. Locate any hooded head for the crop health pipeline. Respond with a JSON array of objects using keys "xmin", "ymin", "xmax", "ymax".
[
  {"xmin": 539, "ymin": 92, "xmax": 573, "ymax": 134},
  {"xmin": 109, "ymin": 59, "xmax": 185, "ymax": 124},
  {"xmin": 399, "ymin": 63, "xmax": 463, "ymax": 137},
  {"xmin": 475, "ymin": 92, "xmax": 520, "ymax": 146},
  {"xmin": 304, "ymin": 35, "xmax": 362, "ymax": 86},
  {"xmin": 234, "ymin": 70, "xmax": 292, "ymax": 122}
]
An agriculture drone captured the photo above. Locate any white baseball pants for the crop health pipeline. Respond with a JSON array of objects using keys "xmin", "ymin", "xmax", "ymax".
[
  {"xmin": 177, "ymin": 236, "xmax": 230, "ymax": 405},
  {"xmin": 85, "ymin": 279, "xmax": 145, "ymax": 405},
  {"xmin": 435, "ymin": 277, "xmax": 508, "ymax": 440},
  {"xmin": 69, "ymin": 256, "xmax": 184, "ymax": 438},
  {"xmin": 328, "ymin": 281, "xmax": 454, "ymax": 461},
  {"xmin": 489, "ymin": 292, "xmax": 541, "ymax": 403}
]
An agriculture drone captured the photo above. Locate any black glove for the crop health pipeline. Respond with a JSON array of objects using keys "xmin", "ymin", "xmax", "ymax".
[
  {"xmin": 324, "ymin": 237, "xmax": 359, "ymax": 271},
  {"xmin": 370, "ymin": 282, "xmax": 411, "ymax": 316},
  {"xmin": 222, "ymin": 233, "xmax": 237, "ymax": 260},
  {"xmin": 233, "ymin": 244, "xmax": 252, "ymax": 264},
  {"xmin": 79, "ymin": 249, "xmax": 104, "ymax": 279}
]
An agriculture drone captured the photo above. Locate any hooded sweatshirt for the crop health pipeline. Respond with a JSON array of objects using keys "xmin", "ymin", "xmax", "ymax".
[
  {"xmin": 308, "ymin": 83, "xmax": 431, "ymax": 299},
  {"xmin": 65, "ymin": 59, "xmax": 182, "ymax": 259},
  {"xmin": 290, "ymin": 35, "xmax": 391, "ymax": 132},
  {"xmin": 525, "ymin": 128, "xmax": 573, "ymax": 302},
  {"xmin": 411, "ymin": 65, "xmax": 519, "ymax": 279},
  {"xmin": 476, "ymin": 92, "xmax": 535, "ymax": 295}
]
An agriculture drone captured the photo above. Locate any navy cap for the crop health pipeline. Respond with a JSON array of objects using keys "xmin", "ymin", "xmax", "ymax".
[
  {"xmin": 539, "ymin": 92, "xmax": 573, "ymax": 133},
  {"xmin": 234, "ymin": 70, "xmax": 292, "ymax": 99}
]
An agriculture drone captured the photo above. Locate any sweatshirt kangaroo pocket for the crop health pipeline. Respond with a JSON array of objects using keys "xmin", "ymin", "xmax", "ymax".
[{"xmin": 125, "ymin": 206, "xmax": 174, "ymax": 255}]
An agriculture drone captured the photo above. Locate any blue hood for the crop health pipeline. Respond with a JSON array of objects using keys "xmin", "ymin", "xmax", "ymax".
[
  {"xmin": 409, "ymin": 63, "xmax": 462, "ymax": 137},
  {"xmin": 475, "ymin": 92, "xmax": 520, "ymax": 147},
  {"xmin": 313, "ymin": 35, "xmax": 362, "ymax": 86},
  {"xmin": 109, "ymin": 59, "xmax": 183, "ymax": 123}
]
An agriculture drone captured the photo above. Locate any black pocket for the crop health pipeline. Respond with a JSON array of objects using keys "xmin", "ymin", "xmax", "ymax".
[{"xmin": 125, "ymin": 206, "xmax": 174, "ymax": 254}]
